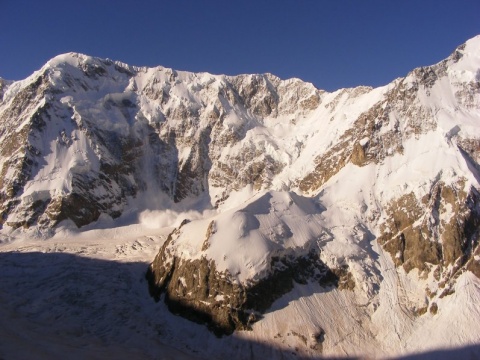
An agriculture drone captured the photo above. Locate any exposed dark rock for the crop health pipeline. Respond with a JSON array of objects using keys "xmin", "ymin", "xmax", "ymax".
[
  {"xmin": 350, "ymin": 141, "xmax": 367, "ymax": 166},
  {"xmin": 378, "ymin": 182, "xmax": 480, "ymax": 314},
  {"xmin": 45, "ymin": 193, "xmax": 101, "ymax": 228},
  {"xmin": 465, "ymin": 228, "xmax": 480, "ymax": 278},
  {"xmin": 146, "ymin": 226, "xmax": 344, "ymax": 336},
  {"xmin": 309, "ymin": 328, "xmax": 326, "ymax": 352},
  {"xmin": 201, "ymin": 220, "xmax": 216, "ymax": 251},
  {"xmin": 5, "ymin": 198, "xmax": 50, "ymax": 229}
]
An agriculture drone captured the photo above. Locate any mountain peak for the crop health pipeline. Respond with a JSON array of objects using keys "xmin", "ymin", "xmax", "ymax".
[{"xmin": 1, "ymin": 36, "xmax": 480, "ymax": 354}]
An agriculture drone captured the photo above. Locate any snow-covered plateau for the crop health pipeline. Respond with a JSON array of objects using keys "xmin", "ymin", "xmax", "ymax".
[{"xmin": 1, "ymin": 36, "xmax": 480, "ymax": 359}]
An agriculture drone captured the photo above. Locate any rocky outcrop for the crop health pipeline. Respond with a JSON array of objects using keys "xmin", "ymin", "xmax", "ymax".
[
  {"xmin": 146, "ymin": 222, "xmax": 344, "ymax": 336},
  {"xmin": 378, "ymin": 181, "xmax": 480, "ymax": 298}
]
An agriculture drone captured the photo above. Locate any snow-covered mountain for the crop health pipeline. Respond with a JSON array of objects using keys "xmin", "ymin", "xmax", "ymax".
[{"xmin": 1, "ymin": 36, "xmax": 480, "ymax": 358}]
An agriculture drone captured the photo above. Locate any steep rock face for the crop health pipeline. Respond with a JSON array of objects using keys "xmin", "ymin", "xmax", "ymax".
[{"xmin": 379, "ymin": 182, "xmax": 480, "ymax": 279}]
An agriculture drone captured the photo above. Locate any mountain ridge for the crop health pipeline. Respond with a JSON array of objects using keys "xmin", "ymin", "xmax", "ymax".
[{"xmin": 1, "ymin": 35, "xmax": 480, "ymax": 357}]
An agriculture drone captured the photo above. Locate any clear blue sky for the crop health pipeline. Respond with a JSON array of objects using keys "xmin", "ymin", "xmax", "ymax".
[{"xmin": 1, "ymin": 0, "xmax": 479, "ymax": 91}]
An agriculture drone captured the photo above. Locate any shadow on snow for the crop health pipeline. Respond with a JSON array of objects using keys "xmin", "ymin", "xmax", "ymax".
[{"xmin": 0, "ymin": 251, "xmax": 478, "ymax": 360}]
